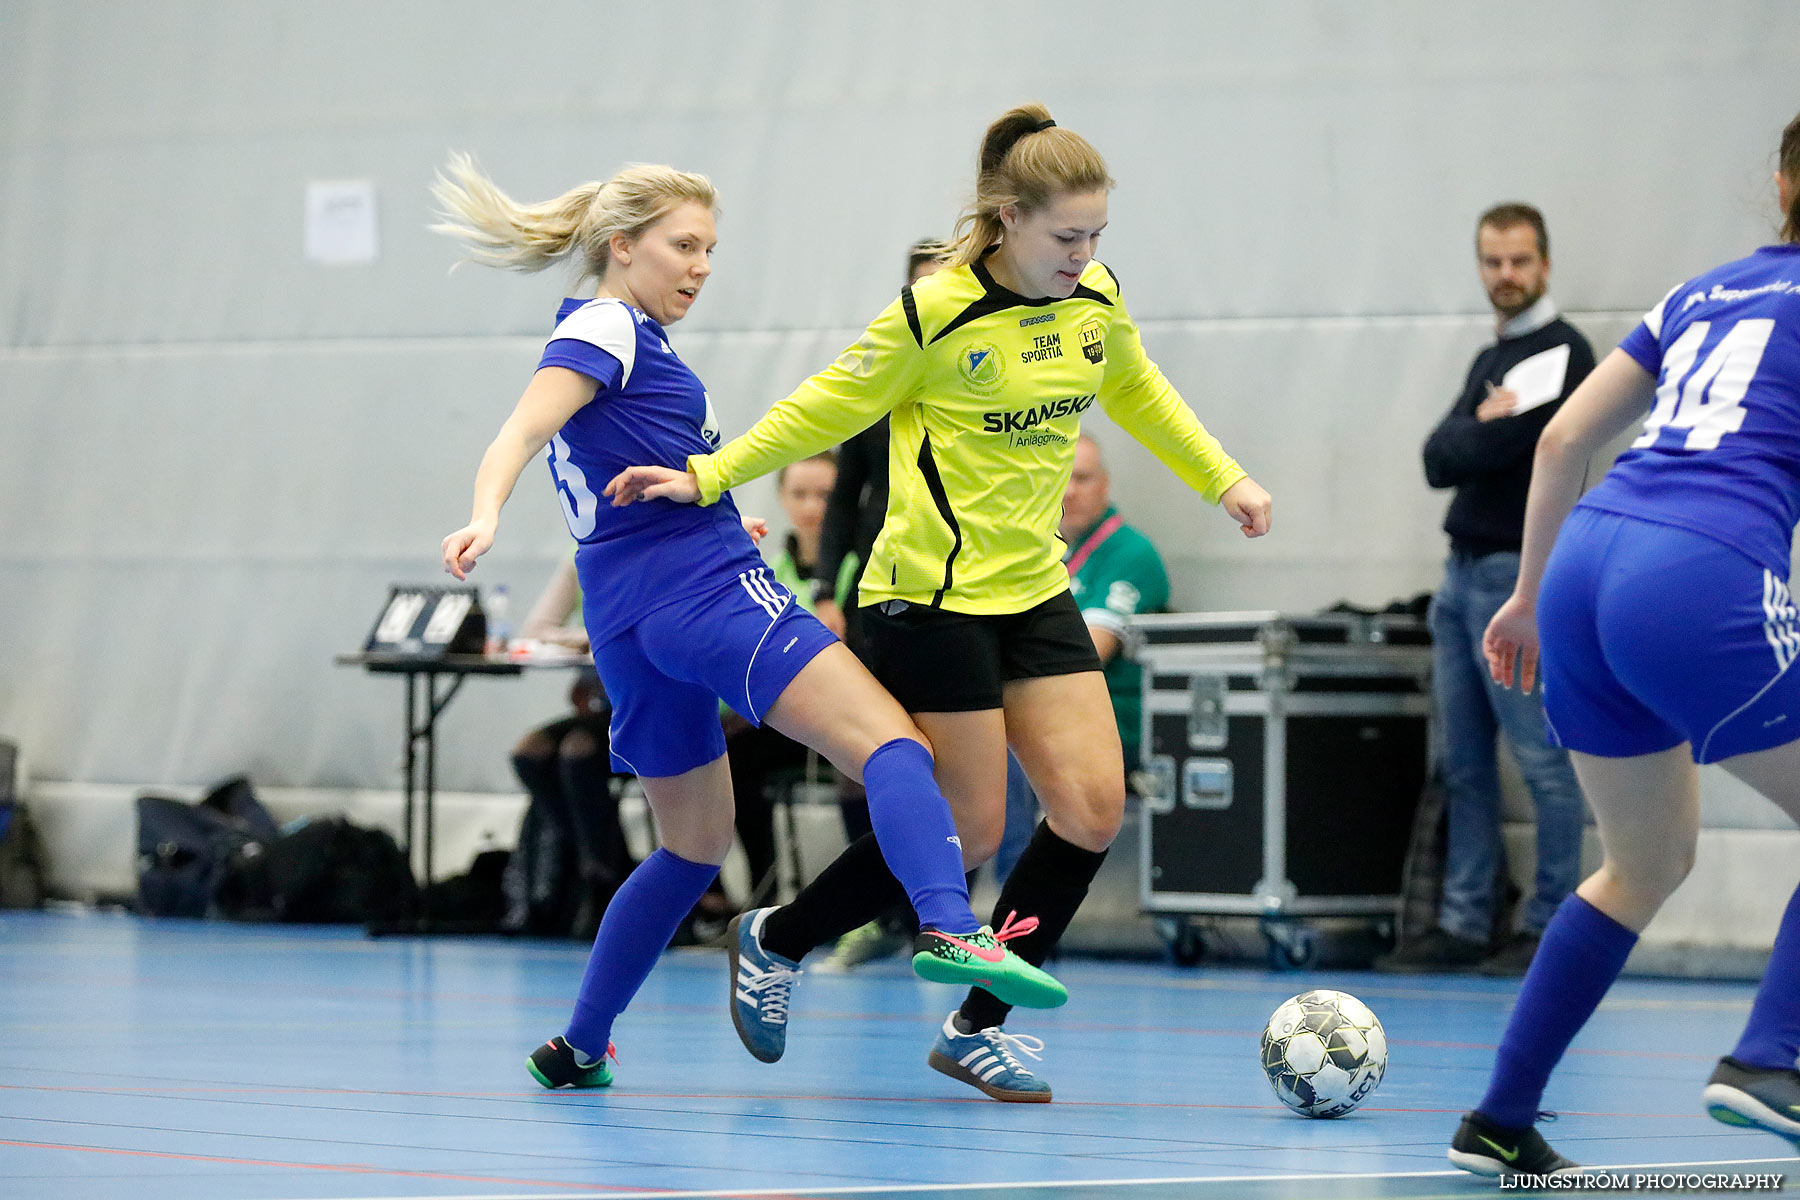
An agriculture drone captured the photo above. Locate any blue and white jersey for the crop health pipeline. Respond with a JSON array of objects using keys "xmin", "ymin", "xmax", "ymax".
[
  {"xmin": 1580, "ymin": 244, "xmax": 1800, "ymax": 575},
  {"xmin": 538, "ymin": 296, "xmax": 761, "ymax": 642}
]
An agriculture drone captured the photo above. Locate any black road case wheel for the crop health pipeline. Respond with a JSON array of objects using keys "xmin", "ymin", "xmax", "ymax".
[
  {"xmin": 1261, "ymin": 919, "xmax": 1318, "ymax": 970},
  {"xmin": 1154, "ymin": 916, "xmax": 1207, "ymax": 966}
]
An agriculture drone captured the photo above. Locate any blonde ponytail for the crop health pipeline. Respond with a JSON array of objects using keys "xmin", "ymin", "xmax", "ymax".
[{"xmin": 431, "ymin": 153, "xmax": 717, "ymax": 280}]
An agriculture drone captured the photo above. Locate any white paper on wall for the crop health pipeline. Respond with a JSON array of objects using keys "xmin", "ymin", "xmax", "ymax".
[{"xmin": 304, "ymin": 180, "xmax": 379, "ymax": 264}]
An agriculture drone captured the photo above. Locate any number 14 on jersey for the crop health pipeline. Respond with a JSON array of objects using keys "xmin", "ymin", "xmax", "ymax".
[{"xmin": 1634, "ymin": 318, "xmax": 1775, "ymax": 451}]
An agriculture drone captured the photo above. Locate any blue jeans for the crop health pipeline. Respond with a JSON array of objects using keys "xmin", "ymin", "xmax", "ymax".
[
  {"xmin": 1431, "ymin": 550, "xmax": 1586, "ymax": 941},
  {"xmin": 993, "ymin": 752, "xmax": 1038, "ymax": 885}
]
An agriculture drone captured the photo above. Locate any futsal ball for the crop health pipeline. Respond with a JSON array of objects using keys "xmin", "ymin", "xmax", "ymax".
[{"xmin": 1259, "ymin": 989, "xmax": 1387, "ymax": 1117}]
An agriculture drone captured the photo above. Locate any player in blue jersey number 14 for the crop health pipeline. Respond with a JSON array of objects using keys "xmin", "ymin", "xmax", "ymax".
[{"xmin": 1448, "ymin": 109, "xmax": 1800, "ymax": 1179}]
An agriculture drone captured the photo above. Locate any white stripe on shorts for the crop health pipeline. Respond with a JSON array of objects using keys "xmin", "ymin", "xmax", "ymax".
[
  {"xmin": 740, "ymin": 573, "xmax": 793, "ymax": 725},
  {"xmin": 1762, "ymin": 571, "xmax": 1800, "ymax": 672},
  {"xmin": 739, "ymin": 568, "xmax": 782, "ymax": 619},
  {"xmin": 1700, "ymin": 569, "xmax": 1800, "ymax": 761},
  {"xmin": 750, "ymin": 568, "xmax": 788, "ymax": 614}
]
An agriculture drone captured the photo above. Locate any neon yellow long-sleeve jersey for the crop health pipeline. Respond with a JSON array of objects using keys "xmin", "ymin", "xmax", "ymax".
[{"xmin": 690, "ymin": 256, "xmax": 1246, "ymax": 615}]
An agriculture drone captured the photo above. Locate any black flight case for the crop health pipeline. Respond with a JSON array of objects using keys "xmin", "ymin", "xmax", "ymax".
[{"xmin": 1133, "ymin": 611, "xmax": 1432, "ymax": 968}]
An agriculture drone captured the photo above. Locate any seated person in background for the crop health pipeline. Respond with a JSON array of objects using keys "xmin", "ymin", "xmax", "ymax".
[
  {"xmin": 1058, "ymin": 433, "xmax": 1170, "ymax": 782},
  {"xmin": 721, "ymin": 451, "xmax": 854, "ymax": 905},
  {"xmin": 990, "ymin": 432, "xmax": 1172, "ymax": 883},
  {"xmin": 507, "ymin": 557, "xmax": 637, "ymax": 938}
]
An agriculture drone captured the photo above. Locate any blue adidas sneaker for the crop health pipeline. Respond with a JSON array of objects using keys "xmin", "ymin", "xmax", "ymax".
[
  {"xmin": 727, "ymin": 907, "xmax": 802, "ymax": 1064},
  {"xmin": 927, "ymin": 1011, "xmax": 1052, "ymax": 1103}
]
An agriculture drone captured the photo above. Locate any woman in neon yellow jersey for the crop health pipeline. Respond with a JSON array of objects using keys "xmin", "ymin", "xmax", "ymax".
[{"xmin": 606, "ymin": 102, "xmax": 1271, "ymax": 1102}]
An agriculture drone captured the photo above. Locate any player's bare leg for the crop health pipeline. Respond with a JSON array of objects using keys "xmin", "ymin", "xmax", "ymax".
[{"xmin": 928, "ymin": 671, "xmax": 1122, "ymax": 1102}]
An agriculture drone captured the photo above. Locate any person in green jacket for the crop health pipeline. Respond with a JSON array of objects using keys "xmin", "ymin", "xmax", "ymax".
[{"xmin": 1058, "ymin": 432, "xmax": 1170, "ymax": 775}]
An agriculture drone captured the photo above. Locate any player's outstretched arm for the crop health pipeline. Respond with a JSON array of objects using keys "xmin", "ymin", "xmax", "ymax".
[
  {"xmin": 1220, "ymin": 476, "xmax": 1273, "ymax": 538},
  {"xmin": 603, "ymin": 465, "xmax": 700, "ymax": 506},
  {"xmin": 685, "ymin": 297, "xmax": 924, "ymax": 506},
  {"xmin": 442, "ymin": 366, "xmax": 599, "ymax": 580},
  {"xmin": 1482, "ymin": 349, "xmax": 1655, "ymax": 689},
  {"xmin": 1508, "ymin": 350, "xmax": 1655, "ymax": 601}
]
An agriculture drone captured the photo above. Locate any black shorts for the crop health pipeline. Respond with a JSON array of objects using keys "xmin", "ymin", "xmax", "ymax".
[{"xmin": 859, "ymin": 589, "xmax": 1102, "ymax": 712}]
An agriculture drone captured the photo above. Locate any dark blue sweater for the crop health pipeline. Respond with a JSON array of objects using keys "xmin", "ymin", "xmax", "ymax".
[{"xmin": 1422, "ymin": 316, "xmax": 1596, "ymax": 555}]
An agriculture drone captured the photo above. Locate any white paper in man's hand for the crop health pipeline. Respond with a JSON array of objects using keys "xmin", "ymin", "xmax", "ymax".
[{"xmin": 1499, "ymin": 344, "xmax": 1572, "ymax": 415}]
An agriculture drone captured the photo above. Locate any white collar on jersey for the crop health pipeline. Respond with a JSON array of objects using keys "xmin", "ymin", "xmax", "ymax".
[{"xmin": 1496, "ymin": 293, "xmax": 1559, "ymax": 340}]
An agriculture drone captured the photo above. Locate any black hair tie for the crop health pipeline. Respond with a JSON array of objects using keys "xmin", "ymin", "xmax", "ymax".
[{"xmin": 1033, "ymin": 118, "xmax": 1057, "ymax": 133}]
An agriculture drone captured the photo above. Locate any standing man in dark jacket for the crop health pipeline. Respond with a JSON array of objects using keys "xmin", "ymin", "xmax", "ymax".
[{"xmin": 1379, "ymin": 204, "xmax": 1593, "ymax": 976}]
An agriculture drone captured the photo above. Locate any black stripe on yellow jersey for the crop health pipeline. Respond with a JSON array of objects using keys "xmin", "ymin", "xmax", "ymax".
[
  {"xmin": 690, "ymin": 254, "xmax": 1246, "ymax": 616},
  {"xmin": 921, "ymin": 258, "xmax": 1112, "ymax": 348},
  {"xmin": 914, "ymin": 430, "xmax": 960, "ymax": 605},
  {"xmin": 901, "ymin": 286, "xmax": 924, "ymax": 348}
]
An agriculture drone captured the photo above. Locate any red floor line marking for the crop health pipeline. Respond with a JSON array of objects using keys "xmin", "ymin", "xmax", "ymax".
[
  {"xmin": 0, "ymin": 1083, "xmax": 531, "ymax": 1099},
  {"xmin": 0, "ymin": 1081, "xmax": 1394, "ymax": 1111},
  {"xmin": 644, "ymin": 1009, "xmax": 1730, "ymax": 1061},
  {"xmin": 577, "ymin": 1098, "xmax": 1707, "ymax": 1122},
  {"xmin": 0, "ymin": 1081, "xmax": 1710, "ymax": 1119},
  {"xmin": 0, "ymin": 1138, "xmax": 670, "ymax": 1193},
  {"xmin": 0, "ymin": 979, "xmax": 1750, "ymax": 1044}
]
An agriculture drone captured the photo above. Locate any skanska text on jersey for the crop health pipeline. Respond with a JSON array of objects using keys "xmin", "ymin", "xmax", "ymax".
[{"xmin": 981, "ymin": 393, "xmax": 1097, "ymax": 434}]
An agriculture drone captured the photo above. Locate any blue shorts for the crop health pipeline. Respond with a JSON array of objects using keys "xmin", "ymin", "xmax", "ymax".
[
  {"xmin": 1538, "ymin": 507, "xmax": 1800, "ymax": 763},
  {"xmin": 586, "ymin": 566, "xmax": 839, "ymax": 778}
]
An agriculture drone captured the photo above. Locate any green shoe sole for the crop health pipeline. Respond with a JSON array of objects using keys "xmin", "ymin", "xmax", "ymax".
[
  {"xmin": 1706, "ymin": 1099, "xmax": 1800, "ymax": 1147},
  {"xmin": 526, "ymin": 1056, "xmax": 613, "ymax": 1089},
  {"xmin": 910, "ymin": 951, "xmax": 1069, "ymax": 1009}
]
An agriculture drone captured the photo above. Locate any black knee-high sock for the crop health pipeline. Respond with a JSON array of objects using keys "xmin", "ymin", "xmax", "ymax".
[
  {"xmin": 760, "ymin": 833, "xmax": 908, "ymax": 962},
  {"xmin": 959, "ymin": 821, "xmax": 1107, "ymax": 1032}
]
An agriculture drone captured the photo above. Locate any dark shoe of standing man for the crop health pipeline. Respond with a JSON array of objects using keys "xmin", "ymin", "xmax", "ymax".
[
  {"xmin": 1477, "ymin": 931, "xmax": 1541, "ymax": 976},
  {"xmin": 1373, "ymin": 926, "xmax": 1488, "ymax": 973}
]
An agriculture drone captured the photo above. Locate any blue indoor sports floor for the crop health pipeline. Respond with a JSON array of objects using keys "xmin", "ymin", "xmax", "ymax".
[{"xmin": 1, "ymin": 911, "xmax": 1793, "ymax": 1199}]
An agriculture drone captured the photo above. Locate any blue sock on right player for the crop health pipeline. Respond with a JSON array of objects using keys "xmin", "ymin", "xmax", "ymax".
[
  {"xmin": 1477, "ymin": 893, "xmax": 1638, "ymax": 1129},
  {"xmin": 1730, "ymin": 881, "xmax": 1800, "ymax": 1070},
  {"xmin": 861, "ymin": 737, "xmax": 977, "ymax": 934}
]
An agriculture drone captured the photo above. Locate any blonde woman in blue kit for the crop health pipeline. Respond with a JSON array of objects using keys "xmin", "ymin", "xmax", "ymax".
[{"xmin": 430, "ymin": 153, "xmax": 1066, "ymax": 1091}]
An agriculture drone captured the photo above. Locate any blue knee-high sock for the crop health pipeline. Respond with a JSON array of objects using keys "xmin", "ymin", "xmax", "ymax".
[
  {"xmin": 1731, "ymin": 881, "xmax": 1800, "ymax": 1070},
  {"xmin": 564, "ymin": 847, "xmax": 719, "ymax": 1058},
  {"xmin": 1478, "ymin": 893, "xmax": 1637, "ymax": 1128},
  {"xmin": 862, "ymin": 738, "xmax": 977, "ymax": 934}
]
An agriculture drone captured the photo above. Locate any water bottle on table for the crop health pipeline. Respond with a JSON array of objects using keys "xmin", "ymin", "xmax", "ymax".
[{"xmin": 484, "ymin": 583, "xmax": 511, "ymax": 655}]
